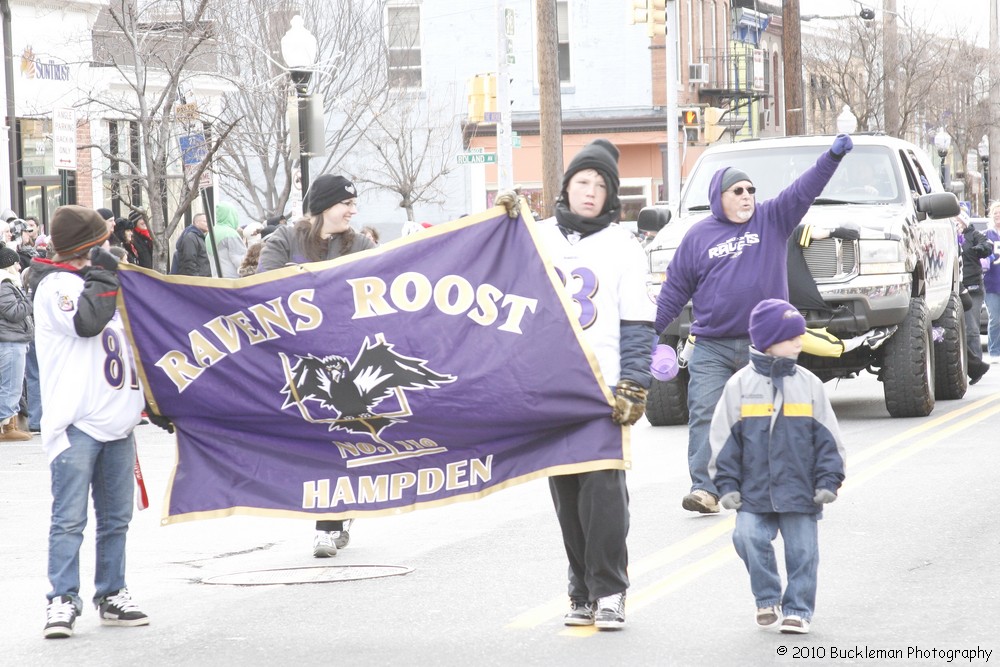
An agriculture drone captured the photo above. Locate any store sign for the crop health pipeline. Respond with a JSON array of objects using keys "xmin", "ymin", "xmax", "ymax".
[
  {"xmin": 52, "ymin": 107, "xmax": 77, "ymax": 171},
  {"xmin": 20, "ymin": 46, "xmax": 70, "ymax": 81}
]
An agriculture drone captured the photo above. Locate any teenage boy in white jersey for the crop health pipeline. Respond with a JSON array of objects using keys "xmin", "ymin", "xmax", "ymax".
[
  {"xmin": 28, "ymin": 206, "xmax": 149, "ymax": 639},
  {"xmin": 536, "ymin": 139, "xmax": 656, "ymax": 629}
]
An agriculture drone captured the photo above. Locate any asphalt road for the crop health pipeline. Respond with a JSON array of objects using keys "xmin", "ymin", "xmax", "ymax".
[{"xmin": 1, "ymin": 371, "xmax": 998, "ymax": 666}]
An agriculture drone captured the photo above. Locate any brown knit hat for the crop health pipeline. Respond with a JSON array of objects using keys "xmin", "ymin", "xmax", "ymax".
[{"xmin": 50, "ymin": 205, "xmax": 111, "ymax": 261}]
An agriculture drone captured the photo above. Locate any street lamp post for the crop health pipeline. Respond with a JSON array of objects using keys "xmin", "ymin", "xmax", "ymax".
[
  {"xmin": 979, "ymin": 135, "xmax": 990, "ymax": 214},
  {"xmin": 836, "ymin": 104, "xmax": 858, "ymax": 134},
  {"xmin": 934, "ymin": 127, "xmax": 951, "ymax": 189},
  {"xmin": 281, "ymin": 15, "xmax": 318, "ymax": 203}
]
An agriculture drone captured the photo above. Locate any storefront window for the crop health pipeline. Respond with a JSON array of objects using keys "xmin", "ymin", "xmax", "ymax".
[{"xmin": 20, "ymin": 119, "xmax": 54, "ymax": 176}]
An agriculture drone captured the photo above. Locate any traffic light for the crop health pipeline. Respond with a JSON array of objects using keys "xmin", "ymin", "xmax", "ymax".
[
  {"xmin": 704, "ymin": 106, "xmax": 726, "ymax": 144},
  {"xmin": 648, "ymin": 0, "xmax": 667, "ymax": 36},
  {"xmin": 680, "ymin": 108, "xmax": 700, "ymax": 128},
  {"xmin": 629, "ymin": 0, "xmax": 666, "ymax": 37},
  {"xmin": 466, "ymin": 74, "xmax": 497, "ymax": 123}
]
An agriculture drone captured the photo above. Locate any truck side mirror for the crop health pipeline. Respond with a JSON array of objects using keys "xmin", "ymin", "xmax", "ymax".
[{"xmin": 637, "ymin": 205, "xmax": 672, "ymax": 234}]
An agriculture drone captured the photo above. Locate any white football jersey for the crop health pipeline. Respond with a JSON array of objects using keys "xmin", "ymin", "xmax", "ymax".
[
  {"xmin": 34, "ymin": 270, "xmax": 143, "ymax": 462},
  {"xmin": 536, "ymin": 218, "xmax": 655, "ymax": 385}
]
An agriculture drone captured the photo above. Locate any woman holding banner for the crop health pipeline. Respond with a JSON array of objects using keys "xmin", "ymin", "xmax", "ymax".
[{"xmin": 258, "ymin": 174, "xmax": 375, "ymax": 557}]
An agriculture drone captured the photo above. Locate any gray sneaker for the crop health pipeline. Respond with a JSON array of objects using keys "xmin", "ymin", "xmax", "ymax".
[
  {"xmin": 594, "ymin": 591, "xmax": 626, "ymax": 630},
  {"xmin": 682, "ymin": 489, "xmax": 720, "ymax": 514},
  {"xmin": 312, "ymin": 531, "xmax": 338, "ymax": 558},
  {"xmin": 563, "ymin": 598, "xmax": 595, "ymax": 626}
]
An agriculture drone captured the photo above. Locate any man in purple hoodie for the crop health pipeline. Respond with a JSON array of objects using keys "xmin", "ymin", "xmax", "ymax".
[{"xmin": 655, "ymin": 134, "xmax": 853, "ymax": 514}]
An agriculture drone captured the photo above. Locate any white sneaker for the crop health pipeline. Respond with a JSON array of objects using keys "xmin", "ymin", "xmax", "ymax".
[{"xmin": 312, "ymin": 531, "xmax": 338, "ymax": 558}]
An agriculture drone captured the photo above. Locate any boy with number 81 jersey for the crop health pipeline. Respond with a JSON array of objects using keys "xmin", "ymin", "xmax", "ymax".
[
  {"xmin": 535, "ymin": 139, "xmax": 655, "ymax": 630},
  {"xmin": 28, "ymin": 206, "xmax": 149, "ymax": 639}
]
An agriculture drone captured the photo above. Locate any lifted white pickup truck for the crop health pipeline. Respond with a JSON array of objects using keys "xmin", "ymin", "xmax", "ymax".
[{"xmin": 640, "ymin": 134, "xmax": 963, "ymax": 422}]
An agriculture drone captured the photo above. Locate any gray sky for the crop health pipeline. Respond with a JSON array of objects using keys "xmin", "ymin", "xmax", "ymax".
[{"xmin": 799, "ymin": 0, "xmax": 991, "ymax": 45}]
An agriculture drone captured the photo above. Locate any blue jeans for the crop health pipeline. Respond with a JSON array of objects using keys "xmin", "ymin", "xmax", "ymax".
[
  {"xmin": 686, "ymin": 336, "xmax": 750, "ymax": 496},
  {"xmin": 985, "ymin": 291, "xmax": 1000, "ymax": 357},
  {"xmin": 48, "ymin": 425, "xmax": 136, "ymax": 610},
  {"xmin": 732, "ymin": 511, "xmax": 819, "ymax": 621},
  {"xmin": 24, "ymin": 342, "xmax": 41, "ymax": 429},
  {"xmin": 0, "ymin": 341, "xmax": 27, "ymax": 421}
]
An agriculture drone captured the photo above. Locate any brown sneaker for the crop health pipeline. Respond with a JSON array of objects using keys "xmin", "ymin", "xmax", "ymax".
[
  {"xmin": 756, "ymin": 605, "xmax": 781, "ymax": 629},
  {"xmin": 681, "ymin": 489, "xmax": 720, "ymax": 514},
  {"xmin": 0, "ymin": 421, "xmax": 31, "ymax": 442},
  {"xmin": 779, "ymin": 615, "xmax": 810, "ymax": 634}
]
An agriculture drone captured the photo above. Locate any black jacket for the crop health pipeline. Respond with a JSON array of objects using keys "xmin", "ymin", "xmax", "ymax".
[
  {"xmin": 171, "ymin": 225, "xmax": 211, "ymax": 276},
  {"xmin": 960, "ymin": 226, "xmax": 993, "ymax": 291}
]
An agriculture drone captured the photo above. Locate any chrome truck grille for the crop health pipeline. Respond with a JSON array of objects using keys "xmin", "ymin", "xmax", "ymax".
[{"xmin": 801, "ymin": 238, "xmax": 858, "ymax": 281}]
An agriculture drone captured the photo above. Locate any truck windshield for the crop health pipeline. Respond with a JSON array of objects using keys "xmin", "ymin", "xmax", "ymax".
[{"xmin": 680, "ymin": 145, "xmax": 904, "ymax": 214}]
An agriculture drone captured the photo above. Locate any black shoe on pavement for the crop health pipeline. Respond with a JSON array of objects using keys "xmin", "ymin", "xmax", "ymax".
[
  {"xmin": 97, "ymin": 588, "xmax": 149, "ymax": 626},
  {"xmin": 44, "ymin": 596, "xmax": 79, "ymax": 639},
  {"xmin": 563, "ymin": 598, "xmax": 595, "ymax": 626}
]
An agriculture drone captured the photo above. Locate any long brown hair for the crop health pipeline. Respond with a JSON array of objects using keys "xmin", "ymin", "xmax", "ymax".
[{"xmin": 293, "ymin": 214, "xmax": 358, "ymax": 263}]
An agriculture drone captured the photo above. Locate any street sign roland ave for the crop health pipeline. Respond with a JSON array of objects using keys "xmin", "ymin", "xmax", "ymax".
[{"xmin": 457, "ymin": 152, "xmax": 498, "ymax": 164}]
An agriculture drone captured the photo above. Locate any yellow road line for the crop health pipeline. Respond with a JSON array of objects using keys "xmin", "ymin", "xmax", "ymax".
[{"xmin": 508, "ymin": 394, "xmax": 1000, "ymax": 632}]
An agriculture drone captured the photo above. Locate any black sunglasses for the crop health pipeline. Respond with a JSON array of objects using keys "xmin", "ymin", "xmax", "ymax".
[{"xmin": 727, "ymin": 186, "xmax": 756, "ymax": 196}]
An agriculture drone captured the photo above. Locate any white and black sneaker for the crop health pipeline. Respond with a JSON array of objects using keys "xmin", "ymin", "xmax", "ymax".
[
  {"xmin": 594, "ymin": 591, "xmax": 626, "ymax": 630},
  {"xmin": 97, "ymin": 588, "xmax": 149, "ymax": 627},
  {"xmin": 563, "ymin": 598, "xmax": 595, "ymax": 626},
  {"xmin": 313, "ymin": 531, "xmax": 338, "ymax": 558},
  {"xmin": 44, "ymin": 596, "xmax": 79, "ymax": 639}
]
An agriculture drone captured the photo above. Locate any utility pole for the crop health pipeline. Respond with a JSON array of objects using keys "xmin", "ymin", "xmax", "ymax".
[
  {"xmin": 536, "ymin": 0, "xmax": 563, "ymax": 219},
  {"xmin": 782, "ymin": 0, "xmax": 804, "ymax": 136},
  {"xmin": 991, "ymin": 0, "xmax": 998, "ymax": 206},
  {"xmin": 882, "ymin": 0, "xmax": 899, "ymax": 136},
  {"xmin": 665, "ymin": 0, "xmax": 680, "ymax": 204},
  {"xmin": 496, "ymin": 2, "xmax": 514, "ymax": 191}
]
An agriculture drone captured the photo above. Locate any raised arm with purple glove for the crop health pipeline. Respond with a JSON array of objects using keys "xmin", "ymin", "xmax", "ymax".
[{"xmin": 830, "ymin": 133, "xmax": 853, "ymax": 160}]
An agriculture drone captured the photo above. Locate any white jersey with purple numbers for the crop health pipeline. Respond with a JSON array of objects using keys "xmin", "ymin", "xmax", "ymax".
[
  {"xmin": 35, "ymin": 271, "xmax": 144, "ymax": 462},
  {"xmin": 537, "ymin": 217, "xmax": 655, "ymax": 386}
]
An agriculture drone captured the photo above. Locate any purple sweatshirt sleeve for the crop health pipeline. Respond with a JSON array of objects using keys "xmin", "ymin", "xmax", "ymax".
[
  {"xmin": 654, "ymin": 241, "xmax": 698, "ymax": 334},
  {"xmin": 758, "ymin": 151, "xmax": 842, "ymax": 237}
]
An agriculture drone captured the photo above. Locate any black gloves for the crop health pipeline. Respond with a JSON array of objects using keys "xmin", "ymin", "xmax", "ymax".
[
  {"xmin": 144, "ymin": 402, "xmax": 175, "ymax": 434},
  {"xmin": 90, "ymin": 246, "xmax": 119, "ymax": 272}
]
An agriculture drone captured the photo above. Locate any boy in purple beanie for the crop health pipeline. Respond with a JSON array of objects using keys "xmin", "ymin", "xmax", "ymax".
[{"xmin": 707, "ymin": 298, "xmax": 846, "ymax": 635}]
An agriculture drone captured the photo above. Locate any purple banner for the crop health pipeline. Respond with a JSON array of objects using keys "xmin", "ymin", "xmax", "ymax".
[{"xmin": 118, "ymin": 208, "xmax": 626, "ymax": 525}]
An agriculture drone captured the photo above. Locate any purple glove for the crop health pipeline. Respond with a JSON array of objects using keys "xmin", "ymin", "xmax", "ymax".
[
  {"xmin": 650, "ymin": 344, "xmax": 679, "ymax": 382},
  {"xmin": 830, "ymin": 133, "xmax": 853, "ymax": 158}
]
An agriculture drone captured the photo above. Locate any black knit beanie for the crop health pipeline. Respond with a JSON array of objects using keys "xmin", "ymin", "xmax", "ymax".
[
  {"xmin": 561, "ymin": 139, "xmax": 621, "ymax": 214},
  {"xmin": 0, "ymin": 244, "xmax": 18, "ymax": 269},
  {"xmin": 96, "ymin": 207, "xmax": 114, "ymax": 221},
  {"xmin": 305, "ymin": 175, "xmax": 357, "ymax": 215},
  {"xmin": 50, "ymin": 206, "xmax": 111, "ymax": 261},
  {"xmin": 720, "ymin": 168, "xmax": 752, "ymax": 193}
]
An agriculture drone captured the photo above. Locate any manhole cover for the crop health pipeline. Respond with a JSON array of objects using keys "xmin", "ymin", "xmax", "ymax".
[{"xmin": 201, "ymin": 564, "xmax": 414, "ymax": 586}]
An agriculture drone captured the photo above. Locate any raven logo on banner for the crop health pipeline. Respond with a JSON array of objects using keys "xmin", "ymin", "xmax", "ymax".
[
  {"xmin": 117, "ymin": 205, "xmax": 626, "ymax": 525},
  {"xmin": 279, "ymin": 334, "xmax": 456, "ymax": 443}
]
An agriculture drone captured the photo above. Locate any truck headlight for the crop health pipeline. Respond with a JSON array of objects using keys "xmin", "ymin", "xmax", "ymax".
[
  {"xmin": 648, "ymin": 247, "xmax": 675, "ymax": 277},
  {"xmin": 858, "ymin": 239, "xmax": 907, "ymax": 274}
]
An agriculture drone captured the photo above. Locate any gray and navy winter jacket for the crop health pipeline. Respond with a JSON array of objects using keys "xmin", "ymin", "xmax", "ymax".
[{"xmin": 708, "ymin": 349, "xmax": 846, "ymax": 514}]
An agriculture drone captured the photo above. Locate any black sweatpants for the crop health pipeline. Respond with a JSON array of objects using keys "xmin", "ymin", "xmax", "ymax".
[{"xmin": 549, "ymin": 468, "xmax": 630, "ymax": 601}]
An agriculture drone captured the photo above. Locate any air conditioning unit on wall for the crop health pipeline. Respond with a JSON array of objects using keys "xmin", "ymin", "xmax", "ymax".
[{"xmin": 689, "ymin": 63, "xmax": 710, "ymax": 84}]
